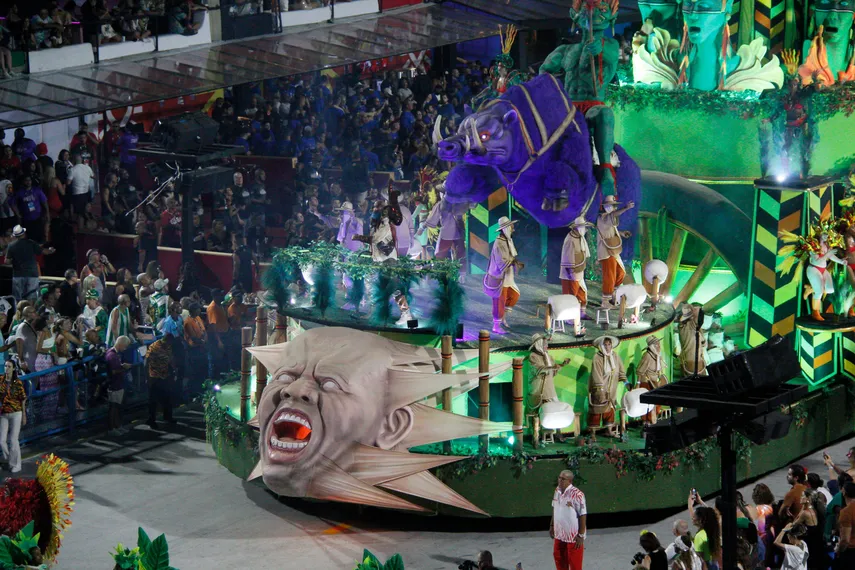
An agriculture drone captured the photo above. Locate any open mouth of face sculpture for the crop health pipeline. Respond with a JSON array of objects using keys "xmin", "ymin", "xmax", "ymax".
[{"xmin": 267, "ymin": 409, "xmax": 313, "ymax": 462}]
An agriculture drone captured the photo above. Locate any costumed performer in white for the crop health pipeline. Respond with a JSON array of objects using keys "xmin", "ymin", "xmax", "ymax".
[{"xmin": 483, "ymin": 216, "xmax": 523, "ymax": 335}]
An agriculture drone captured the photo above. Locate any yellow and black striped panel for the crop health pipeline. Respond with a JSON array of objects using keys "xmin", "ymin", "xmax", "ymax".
[
  {"xmin": 755, "ymin": 0, "xmax": 787, "ymax": 54},
  {"xmin": 730, "ymin": 0, "xmax": 742, "ymax": 47},
  {"xmin": 798, "ymin": 329, "xmax": 837, "ymax": 385}
]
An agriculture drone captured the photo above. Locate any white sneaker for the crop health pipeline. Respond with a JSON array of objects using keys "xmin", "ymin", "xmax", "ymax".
[
  {"xmin": 10, "ymin": 465, "xmax": 21, "ymax": 473},
  {"xmin": 396, "ymin": 310, "xmax": 412, "ymax": 326}
]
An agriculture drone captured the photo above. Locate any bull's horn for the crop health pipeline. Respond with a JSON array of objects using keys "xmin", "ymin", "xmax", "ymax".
[
  {"xmin": 470, "ymin": 120, "xmax": 483, "ymax": 151},
  {"xmin": 432, "ymin": 116, "xmax": 443, "ymax": 147}
]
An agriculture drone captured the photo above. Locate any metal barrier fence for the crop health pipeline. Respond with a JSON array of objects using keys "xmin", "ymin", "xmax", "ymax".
[{"xmin": 18, "ymin": 339, "xmax": 155, "ymax": 445}]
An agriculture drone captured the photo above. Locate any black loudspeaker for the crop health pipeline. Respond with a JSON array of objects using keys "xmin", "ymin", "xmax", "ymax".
[
  {"xmin": 151, "ymin": 112, "xmax": 219, "ymax": 152},
  {"xmin": 707, "ymin": 335, "xmax": 800, "ymax": 396},
  {"xmin": 738, "ymin": 410, "xmax": 794, "ymax": 445},
  {"xmin": 182, "ymin": 166, "xmax": 234, "ymax": 195},
  {"xmin": 644, "ymin": 410, "xmax": 716, "ymax": 455}
]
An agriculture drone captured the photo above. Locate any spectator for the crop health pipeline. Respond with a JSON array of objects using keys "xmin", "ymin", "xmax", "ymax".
[
  {"xmin": 0, "ymin": 146, "xmax": 21, "ymax": 171},
  {"xmin": 137, "ymin": 273, "xmax": 153, "ymax": 325},
  {"xmin": 550, "ymin": 469, "xmax": 586, "ymax": 570},
  {"xmin": 638, "ymin": 531, "xmax": 668, "ymax": 570},
  {"xmin": 748, "ymin": 483, "xmax": 775, "ymax": 562},
  {"xmin": 834, "ymin": 481, "xmax": 855, "ymax": 568},
  {"xmin": 11, "ymin": 175, "xmax": 49, "ymax": 242},
  {"xmin": 232, "ymin": 234, "xmax": 256, "ymax": 294},
  {"xmin": 106, "ymin": 294, "xmax": 133, "ymax": 347},
  {"xmin": 151, "ymin": 278, "xmax": 170, "ymax": 325},
  {"xmin": 825, "ymin": 447, "xmax": 855, "ymax": 483},
  {"xmin": 827, "ymin": 472, "xmax": 854, "ymax": 541},
  {"xmin": 160, "ymin": 301, "xmax": 185, "ymax": 400},
  {"xmin": 206, "ymin": 289, "xmax": 228, "ymax": 380},
  {"xmin": 663, "ymin": 520, "xmax": 692, "ymax": 562},
  {"xmin": 782, "ymin": 464, "xmax": 809, "ymax": 521},
  {"xmin": 33, "ymin": 316, "xmax": 60, "ymax": 420},
  {"xmin": 796, "ymin": 489, "xmax": 827, "ymax": 569},
  {"xmin": 104, "ymin": 335, "xmax": 132, "ymax": 435},
  {"xmin": 80, "ymin": 289, "xmax": 108, "ymax": 344},
  {"xmin": 808, "ymin": 472, "xmax": 833, "ymax": 507},
  {"xmin": 145, "ymin": 333, "xmax": 176, "ymax": 429},
  {"xmin": 6, "ymin": 225, "xmax": 52, "ymax": 301},
  {"xmin": 160, "ymin": 198, "xmax": 181, "ymax": 247},
  {"xmin": 183, "ymin": 302, "xmax": 206, "ymax": 394},
  {"xmin": 11, "ymin": 129, "xmax": 36, "ymax": 163},
  {"xmin": 774, "ymin": 522, "xmax": 809, "ymax": 570},
  {"xmin": 669, "ymin": 535, "xmax": 702, "ymax": 570},
  {"xmin": 690, "ymin": 504, "xmax": 721, "ymax": 570},
  {"xmin": 14, "ymin": 306, "xmax": 37, "ymax": 374},
  {"xmin": 67, "ymin": 153, "xmax": 94, "ymax": 218},
  {"xmin": 80, "ymin": 249, "xmax": 114, "ymax": 300},
  {"xmin": 0, "ymin": 21, "xmax": 15, "ymax": 79},
  {"xmin": 0, "ymin": 174, "xmax": 16, "ymax": 234},
  {"xmin": 0, "ymin": 360, "xmax": 26, "ymax": 473}
]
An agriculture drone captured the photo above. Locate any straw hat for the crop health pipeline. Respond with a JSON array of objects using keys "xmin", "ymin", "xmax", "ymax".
[
  {"xmin": 592, "ymin": 335, "xmax": 619, "ymax": 351},
  {"xmin": 497, "ymin": 216, "xmax": 518, "ymax": 231},
  {"xmin": 11, "ymin": 225, "xmax": 25, "ymax": 237},
  {"xmin": 646, "ymin": 336, "xmax": 661, "ymax": 348},
  {"xmin": 570, "ymin": 216, "xmax": 594, "ymax": 228},
  {"xmin": 601, "ymin": 195, "xmax": 621, "ymax": 206}
]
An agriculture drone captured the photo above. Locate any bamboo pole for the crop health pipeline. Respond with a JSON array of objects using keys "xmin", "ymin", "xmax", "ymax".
[
  {"xmin": 663, "ymin": 227, "xmax": 688, "ymax": 295},
  {"xmin": 478, "ymin": 330, "xmax": 491, "ymax": 452},
  {"xmin": 651, "ymin": 276, "xmax": 661, "ymax": 303},
  {"xmin": 672, "ymin": 250, "xmax": 718, "ymax": 308},
  {"xmin": 618, "ymin": 294, "xmax": 627, "ymax": 328},
  {"xmin": 254, "ymin": 306, "xmax": 268, "ymax": 406},
  {"xmin": 239, "ymin": 327, "xmax": 252, "ymax": 422},
  {"xmin": 441, "ymin": 335, "xmax": 453, "ymax": 453},
  {"xmin": 272, "ymin": 312, "xmax": 288, "ymax": 344},
  {"xmin": 512, "ymin": 357, "xmax": 524, "ymax": 452}
]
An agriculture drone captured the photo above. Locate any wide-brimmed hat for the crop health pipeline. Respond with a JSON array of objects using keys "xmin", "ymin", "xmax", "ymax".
[
  {"xmin": 85, "ymin": 289, "xmax": 99, "ymax": 301},
  {"xmin": 570, "ymin": 216, "xmax": 594, "ymax": 228},
  {"xmin": 646, "ymin": 336, "xmax": 661, "ymax": 347},
  {"xmin": 601, "ymin": 195, "xmax": 621, "ymax": 206},
  {"xmin": 11, "ymin": 225, "xmax": 25, "ymax": 237},
  {"xmin": 154, "ymin": 278, "xmax": 169, "ymax": 291},
  {"xmin": 336, "ymin": 201, "xmax": 354, "ymax": 212},
  {"xmin": 497, "ymin": 216, "xmax": 518, "ymax": 231},
  {"xmin": 593, "ymin": 335, "xmax": 619, "ymax": 351}
]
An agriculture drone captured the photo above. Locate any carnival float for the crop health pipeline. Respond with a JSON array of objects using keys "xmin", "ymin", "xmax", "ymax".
[{"xmin": 205, "ymin": 0, "xmax": 855, "ymax": 518}]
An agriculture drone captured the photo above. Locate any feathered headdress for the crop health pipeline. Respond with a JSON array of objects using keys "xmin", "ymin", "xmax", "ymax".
[
  {"xmin": 777, "ymin": 215, "xmax": 844, "ymax": 277},
  {"xmin": 496, "ymin": 25, "xmax": 518, "ymax": 68}
]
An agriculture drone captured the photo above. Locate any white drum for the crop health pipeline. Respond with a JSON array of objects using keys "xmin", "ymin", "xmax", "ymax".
[
  {"xmin": 539, "ymin": 400, "xmax": 575, "ymax": 430},
  {"xmin": 643, "ymin": 259, "xmax": 669, "ymax": 285}
]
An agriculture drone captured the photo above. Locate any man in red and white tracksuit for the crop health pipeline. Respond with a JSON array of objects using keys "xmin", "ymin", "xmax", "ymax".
[{"xmin": 551, "ymin": 469, "xmax": 587, "ymax": 570}]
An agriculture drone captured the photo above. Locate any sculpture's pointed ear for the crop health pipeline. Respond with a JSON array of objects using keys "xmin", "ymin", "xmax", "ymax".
[{"xmin": 503, "ymin": 110, "xmax": 519, "ymax": 128}]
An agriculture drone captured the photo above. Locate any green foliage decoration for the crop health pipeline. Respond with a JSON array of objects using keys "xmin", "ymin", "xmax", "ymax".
[
  {"xmin": 109, "ymin": 528, "xmax": 176, "ymax": 570},
  {"xmin": 355, "ymin": 550, "xmax": 405, "ymax": 570},
  {"xmin": 0, "ymin": 522, "xmax": 46, "ymax": 570}
]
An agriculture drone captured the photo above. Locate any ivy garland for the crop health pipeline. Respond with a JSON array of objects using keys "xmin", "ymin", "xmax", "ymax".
[
  {"xmin": 606, "ymin": 75, "xmax": 855, "ymax": 122},
  {"xmin": 204, "ymin": 380, "xmax": 259, "ymax": 457}
]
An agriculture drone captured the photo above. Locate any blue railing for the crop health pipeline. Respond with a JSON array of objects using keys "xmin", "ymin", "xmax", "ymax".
[{"xmin": 18, "ymin": 339, "xmax": 156, "ymax": 444}]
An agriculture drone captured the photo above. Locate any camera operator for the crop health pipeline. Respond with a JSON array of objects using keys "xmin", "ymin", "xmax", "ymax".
[
  {"xmin": 634, "ymin": 531, "xmax": 668, "ymax": 570},
  {"xmin": 458, "ymin": 551, "xmax": 495, "ymax": 570}
]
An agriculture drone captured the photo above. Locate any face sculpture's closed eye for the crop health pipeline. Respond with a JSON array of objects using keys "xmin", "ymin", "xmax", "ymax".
[{"xmin": 247, "ymin": 327, "xmax": 514, "ymax": 514}]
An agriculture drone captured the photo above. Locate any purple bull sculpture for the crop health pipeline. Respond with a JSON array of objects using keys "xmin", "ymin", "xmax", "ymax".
[{"xmin": 437, "ymin": 74, "xmax": 641, "ymax": 262}]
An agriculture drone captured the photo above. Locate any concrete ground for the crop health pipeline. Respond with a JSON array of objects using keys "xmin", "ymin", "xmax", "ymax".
[{"xmin": 13, "ymin": 406, "xmax": 853, "ymax": 570}]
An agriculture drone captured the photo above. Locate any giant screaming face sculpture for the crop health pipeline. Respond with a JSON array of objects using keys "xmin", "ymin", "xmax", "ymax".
[{"xmin": 248, "ymin": 327, "xmax": 511, "ymax": 513}]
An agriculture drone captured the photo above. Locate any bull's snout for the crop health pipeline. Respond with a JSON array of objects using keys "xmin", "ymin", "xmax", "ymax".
[{"xmin": 437, "ymin": 138, "xmax": 464, "ymax": 160}]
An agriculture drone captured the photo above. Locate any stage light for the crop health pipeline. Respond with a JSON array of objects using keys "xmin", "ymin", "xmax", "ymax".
[
  {"xmin": 664, "ymin": 295, "xmax": 673, "ymax": 303},
  {"xmin": 540, "ymin": 401, "xmax": 575, "ymax": 430},
  {"xmin": 507, "ymin": 435, "xmax": 515, "ymax": 446},
  {"xmin": 213, "ymin": 384, "xmax": 221, "ymax": 392},
  {"xmin": 776, "ymin": 174, "xmax": 787, "ymax": 183}
]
